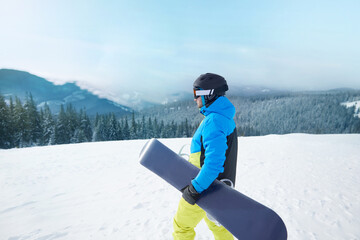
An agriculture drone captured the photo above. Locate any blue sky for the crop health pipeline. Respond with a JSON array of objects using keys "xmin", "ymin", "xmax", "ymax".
[{"xmin": 1, "ymin": 0, "xmax": 359, "ymax": 102}]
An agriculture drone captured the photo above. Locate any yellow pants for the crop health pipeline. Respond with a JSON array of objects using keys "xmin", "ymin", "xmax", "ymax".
[{"xmin": 173, "ymin": 197, "xmax": 234, "ymax": 240}]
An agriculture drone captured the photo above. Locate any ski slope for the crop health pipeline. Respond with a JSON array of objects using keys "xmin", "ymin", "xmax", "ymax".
[{"xmin": 0, "ymin": 134, "xmax": 360, "ymax": 240}]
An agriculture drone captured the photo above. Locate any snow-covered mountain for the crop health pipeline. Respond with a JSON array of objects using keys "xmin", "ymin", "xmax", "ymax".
[
  {"xmin": 0, "ymin": 69, "xmax": 195, "ymax": 112},
  {"xmin": 2, "ymin": 68, "xmax": 360, "ymax": 116},
  {"xmin": 0, "ymin": 69, "xmax": 288, "ymax": 113},
  {"xmin": 0, "ymin": 134, "xmax": 359, "ymax": 239},
  {"xmin": 0, "ymin": 69, "xmax": 132, "ymax": 115}
]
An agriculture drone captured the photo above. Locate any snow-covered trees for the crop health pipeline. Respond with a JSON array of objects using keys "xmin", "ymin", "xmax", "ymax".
[
  {"xmin": 1, "ymin": 90, "xmax": 360, "ymax": 149},
  {"xmin": 54, "ymin": 105, "xmax": 70, "ymax": 144},
  {"xmin": 40, "ymin": 103, "xmax": 54, "ymax": 145},
  {"xmin": 141, "ymin": 91, "xmax": 360, "ymax": 136},
  {"xmin": 0, "ymin": 95, "xmax": 11, "ymax": 148},
  {"xmin": 24, "ymin": 94, "xmax": 42, "ymax": 145},
  {"xmin": 91, "ymin": 112, "xmax": 195, "ymax": 142}
]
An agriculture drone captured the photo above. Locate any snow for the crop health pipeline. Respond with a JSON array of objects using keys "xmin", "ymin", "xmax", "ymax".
[
  {"xmin": 0, "ymin": 134, "xmax": 360, "ymax": 240},
  {"xmin": 341, "ymin": 101, "xmax": 360, "ymax": 118}
]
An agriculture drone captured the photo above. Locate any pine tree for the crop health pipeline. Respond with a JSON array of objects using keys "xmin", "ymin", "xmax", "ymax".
[
  {"xmin": 94, "ymin": 113, "xmax": 100, "ymax": 129},
  {"xmin": 73, "ymin": 109, "xmax": 88, "ymax": 143},
  {"xmin": 139, "ymin": 115, "xmax": 147, "ymax": 139},
  {"xmin": 146, "ymin": 117, "xmax": 154, "ymax": 139},
  {"xmin": 108, "ymin": 113, "xmax": 121, "ymax": 140},
  {"xmin": 66, "ymin": 104, "xmax": 79, "ymax": 143},
  {"xmin": 8, "ymin": 97, "xmax": 15, "ymax": 148},
  {"xmin": 153, "ymin": 117, "xmax": 160, "ymax": 138},
  {"xmin": 93, "ymin": 115, "xmax": 109, "ymax": 141},
  {"xmin": 41, "ymin": 103, "xmax": 55, "ymax": 145},
  {"xmin": 79, "ymin": 109, "xmax": 92, "ymax": 142},
  {"xmin": 122, "ymin": 117, "xmax": 130, "ymax": 140},
  {"xmin": 184, "ymin": 118, "xmax": 190, "ymax": 137},
  {"xmin": 159, "ymin": 120, "xmax": 168, "ymax": 138},
  {"xmin": 176, "ymin": 121, "xmax": 184, "ymax": 137},
  {"xmin": 92, "ymin": 117, "xmax": 101, "ymax": 142},
  {"xmin": 24, "ymin": 93, "xmax": 41, "ymax": 145},
  {"xmin": 54, "ymin": 105, "xmax": 70, "ymax": 144},
  {"xmin": 0, "ymin": 95, "xmax": 11, "ymax": 149},
  {"xmin": 130, "ymin": 111, "xmax": 137, "ymax": 139},
  {"xmin": 13, "ymin": 97, "xmax": 27, "ymax": 147}
]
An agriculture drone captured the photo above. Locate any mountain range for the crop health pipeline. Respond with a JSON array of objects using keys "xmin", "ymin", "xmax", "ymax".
[
  {"xmin": 4, "ymin": 68, "xmax": 357, "ymax": 118},
  {"xmin": 0, "ymin": 69, "xmax": 133, "ymax": 116},
  {"xmin": 1, "ymin": 69, "xmax": 287, "ymax": 116}
]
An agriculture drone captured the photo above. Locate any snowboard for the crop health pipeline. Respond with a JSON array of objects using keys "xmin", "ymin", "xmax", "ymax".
[{"xmin": 139, "ymin": 138, "xmax": 287, "ymax": 240}]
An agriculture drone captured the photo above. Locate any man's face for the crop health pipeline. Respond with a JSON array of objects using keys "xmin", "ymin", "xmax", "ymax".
[{"xmin": 194, "ymin": 97, "xmax": 203, "ymax": 108}]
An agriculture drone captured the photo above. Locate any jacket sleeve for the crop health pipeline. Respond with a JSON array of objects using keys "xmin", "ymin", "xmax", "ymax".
[{"xmin": 191, "ymin": 117, "xmax": 228, "ymax": 193}]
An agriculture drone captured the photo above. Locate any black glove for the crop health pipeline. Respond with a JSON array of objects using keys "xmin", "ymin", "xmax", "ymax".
[{"xmin": 181, "ymin": 184, "xmax": 201, "ymax": 205}]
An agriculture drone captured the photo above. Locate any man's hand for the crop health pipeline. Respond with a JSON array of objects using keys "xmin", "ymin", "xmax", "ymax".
[{"xmin": 181, "ymin": 184, "xmax": 201, "ymax": 205}]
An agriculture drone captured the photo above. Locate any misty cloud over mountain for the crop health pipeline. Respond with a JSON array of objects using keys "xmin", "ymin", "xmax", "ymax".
[{"xmin": 0, "ymin": 69, "xmax": 133, "ymax": 115}]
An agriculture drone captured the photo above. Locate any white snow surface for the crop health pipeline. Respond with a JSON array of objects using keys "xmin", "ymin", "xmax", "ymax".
[{"xmin": 1, "ymin": 134, "xmax": 360, "ymax": 240}]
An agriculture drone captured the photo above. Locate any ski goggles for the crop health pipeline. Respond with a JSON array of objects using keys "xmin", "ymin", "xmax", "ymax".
[
  {"xmin": 193, "ymin": 85, "xmax": 228, "ymax": 99},
  {"xmin": 193, "ymin": 88, "xmax": 215, "ymax": 99}
]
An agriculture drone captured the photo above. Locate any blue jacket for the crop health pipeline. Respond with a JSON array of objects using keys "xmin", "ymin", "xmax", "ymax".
[{"xmin": 190, "ymin": 96, "xmax": 238, "ymax": 193}]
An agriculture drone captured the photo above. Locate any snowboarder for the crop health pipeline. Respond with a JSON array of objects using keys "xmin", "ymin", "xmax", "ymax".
[{"xmin": 173, "ymin": 73, "xmax": 238, "ymax": 240}]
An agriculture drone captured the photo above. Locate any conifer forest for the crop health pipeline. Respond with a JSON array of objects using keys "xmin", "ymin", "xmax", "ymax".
[{"xmin": 1, "ymin": 90, "xmax": 360, "ymax": 149}]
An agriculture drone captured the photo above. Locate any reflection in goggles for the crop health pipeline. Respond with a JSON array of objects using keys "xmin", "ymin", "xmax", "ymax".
[{"xmin": 193, "ymin": 89, "xmax": 214, "ymax": 99}]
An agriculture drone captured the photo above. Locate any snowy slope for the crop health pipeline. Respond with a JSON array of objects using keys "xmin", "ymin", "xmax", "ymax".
[{"xmin": 0, "ymin": 134, "xmax": 360, "ymax": 240}]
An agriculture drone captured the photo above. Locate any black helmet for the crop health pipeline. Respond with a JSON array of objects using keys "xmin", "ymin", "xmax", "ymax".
[{"xmin": 193, "ymin": 73, "xmax": 229, "ymax": 107}]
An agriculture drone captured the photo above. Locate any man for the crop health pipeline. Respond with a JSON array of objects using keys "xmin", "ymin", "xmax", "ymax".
[{"xmin": 173, "ymin": 73, "xmax": 238, "ymax": 240}]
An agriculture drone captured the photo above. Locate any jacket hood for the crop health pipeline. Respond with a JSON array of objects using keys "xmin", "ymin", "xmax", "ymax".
[{"xmin": 200, "ymin": 96, "xmax": 235, "ymax": 120}]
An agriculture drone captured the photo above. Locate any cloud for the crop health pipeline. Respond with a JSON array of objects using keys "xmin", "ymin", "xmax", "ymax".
[{"xmin": 1, "ymin": 0, "xmax": 360, "ymax": 103}]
